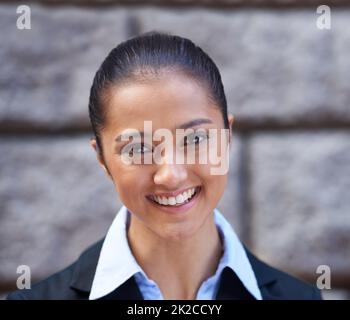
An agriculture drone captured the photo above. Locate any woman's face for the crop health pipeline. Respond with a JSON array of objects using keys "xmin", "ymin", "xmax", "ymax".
[{"xmin": 91, "ymin": 71, "xmax": 234, "ymax": 241}]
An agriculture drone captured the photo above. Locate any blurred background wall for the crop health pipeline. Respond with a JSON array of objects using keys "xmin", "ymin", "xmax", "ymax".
[{"xmin": 0, "ymin": 0, "xmax": 349, "ymax": 300}]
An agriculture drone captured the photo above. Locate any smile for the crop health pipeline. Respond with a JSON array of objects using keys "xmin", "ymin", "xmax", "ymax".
[{"xmin": 148, "ymin": 186, "xmax": 201, "ymax": 207}]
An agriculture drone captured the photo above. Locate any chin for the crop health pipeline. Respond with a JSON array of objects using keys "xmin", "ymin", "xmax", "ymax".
[{"xmin": 157, "ymin": 221, "xmax": 201, "ymax": 242}]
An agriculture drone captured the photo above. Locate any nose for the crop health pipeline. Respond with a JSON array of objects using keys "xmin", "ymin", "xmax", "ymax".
[{"xmin": 153, "ymin": 162, "xmax": 188, "ymax": 189}]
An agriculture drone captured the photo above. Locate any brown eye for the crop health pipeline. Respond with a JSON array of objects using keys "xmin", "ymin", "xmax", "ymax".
[
  {"xmin": 122, "ymin": 143, "xmax": 153, "ymax": 156},
  {"xmin": 184, "ymin": 133, "xmax": 208, "ymax": 146}
]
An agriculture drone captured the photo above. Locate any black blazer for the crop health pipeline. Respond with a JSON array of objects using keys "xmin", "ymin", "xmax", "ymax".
[{"xmin": 7, "ymin": 239, "xmax": 322, "ymax": 300}]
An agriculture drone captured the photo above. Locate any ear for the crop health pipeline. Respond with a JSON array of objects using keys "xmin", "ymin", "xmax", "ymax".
[
  {"xmin": 228, "ymin": 114, "xmax": 235, "ymax": 145},
  {"xmin": 90, "ymin": 138, "xmax": 112, "ymax": 180}
]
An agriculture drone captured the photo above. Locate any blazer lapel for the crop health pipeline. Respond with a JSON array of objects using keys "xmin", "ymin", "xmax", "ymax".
[
  {"xmin": 99, "ymin": 277, "xmax": 144, "ymax": 300},
  {"xmin": 215, "ymin": 248, "xmax": 280, "ymax": 300},
  {"xmin": 215, "ymin": 267, "xmax": 256, "ymax": 300},
  {"xmin": 244, "ymin": 248, "xmax": 280, "ymax": 300},
  {"xmin": 69, "ymin": 239, "xmax": 144, "ymax": 300},
  {"xmin": 69, "ymin": 239, "xmax": 104, "ymax": 294}
]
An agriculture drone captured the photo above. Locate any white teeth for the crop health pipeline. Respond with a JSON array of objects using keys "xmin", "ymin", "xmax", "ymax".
[
  {"xmin": 168, "ymin": 197, "xmax": 176, "ymax": 205},
  {"xmin": 175, "ymin": 194, "xmax": 184, "ymax": 203},
  {"xmin": 184, "ymin": 191, "xmax": 189, "ymax": 199},
  {"xmin": 152, "ymin": 187, "xmax": 198, "ymax": 206}
]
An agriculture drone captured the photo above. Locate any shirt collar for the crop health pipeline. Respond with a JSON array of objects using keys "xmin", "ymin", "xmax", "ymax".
[
  {"xmin": 89, "ymin": 205, "xmax": 262, "ymax": 300},
  {"xmin": 89, "ymin": 206, "xmax": 141, "ymax": 300}
]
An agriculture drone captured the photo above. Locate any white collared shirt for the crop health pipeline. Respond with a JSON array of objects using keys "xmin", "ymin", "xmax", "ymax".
[{"xmin": 89, "ymin": 205, "xmax": 262, "ymax": 300}]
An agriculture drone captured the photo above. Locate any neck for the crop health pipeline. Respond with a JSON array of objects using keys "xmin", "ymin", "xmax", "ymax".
[{"xmin": 127, "ymin": 212, "xmax": 223, "ymax": 300}]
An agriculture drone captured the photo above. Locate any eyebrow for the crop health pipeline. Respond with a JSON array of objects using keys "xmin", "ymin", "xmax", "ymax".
[
  {"xmin": 177, "ymin": 118, "xmax": 213, "ymax": 130},
  {"xmin": 115, "ymin": 130, "xmax": 147, "ymax": 143},
  {"xmin": 115, "ymin": 118, "xmax": 213, "ymax": 143}
]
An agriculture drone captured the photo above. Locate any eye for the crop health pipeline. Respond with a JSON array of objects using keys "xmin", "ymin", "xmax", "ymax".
[
  {"xmin": 183, "ymin": 132, "xmax": 209, "ymax": 146},
  {"xmin": 121, "ymin": 143, "xmax": 153, "ymax": 156}
]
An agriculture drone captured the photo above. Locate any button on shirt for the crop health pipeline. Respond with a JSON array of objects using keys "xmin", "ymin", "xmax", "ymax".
[{"xmin": 89, "ymin": 205, "xmax": 262, "ymax": 300}]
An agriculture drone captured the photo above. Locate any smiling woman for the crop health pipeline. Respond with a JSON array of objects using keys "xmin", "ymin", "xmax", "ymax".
[{"xmin": 7, "ymin": 32, "xmax": 322, "ymax": 300}]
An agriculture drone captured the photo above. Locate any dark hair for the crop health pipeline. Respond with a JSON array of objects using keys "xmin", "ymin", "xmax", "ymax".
[{"xmin": 88, "ymin": 31, "xmax": 229, "ymax": 154}]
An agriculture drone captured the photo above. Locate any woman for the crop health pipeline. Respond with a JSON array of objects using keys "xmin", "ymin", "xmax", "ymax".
[{"xmin": 8, "ymin": 32, "xmax": 321, "ymax": 300}]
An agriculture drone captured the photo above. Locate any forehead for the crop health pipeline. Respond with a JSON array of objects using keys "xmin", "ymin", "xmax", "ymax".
[{"xmin": 103, "ymin": 72, "xmax": 222, "ymax": 131}]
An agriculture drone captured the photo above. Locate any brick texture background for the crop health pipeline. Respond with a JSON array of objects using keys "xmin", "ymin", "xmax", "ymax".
[{"xmin": 0, "ymin": 1, "xmax": 349, "ymax": 299}]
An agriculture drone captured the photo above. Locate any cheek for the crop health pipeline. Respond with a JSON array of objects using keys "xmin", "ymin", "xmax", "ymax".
[
  {"xmin": 110, "ymin": 163, "xmax": 153, "ymax": 200},
  {"xmin": 194, "ymin": 163, "xmax": 227, "ymax": 189},
  {"xmin": 196, "ymin": 164, "xmax": 228, "ymax": 196}
]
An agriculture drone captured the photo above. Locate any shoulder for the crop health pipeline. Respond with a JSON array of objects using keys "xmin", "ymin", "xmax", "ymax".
[
  {"xmin": 245, "ymin": 248, "xmax": 322, "ymax": 300},
  {"xmin": 7, "ymin": 239, "xmax": 104, "ymax": 300}
]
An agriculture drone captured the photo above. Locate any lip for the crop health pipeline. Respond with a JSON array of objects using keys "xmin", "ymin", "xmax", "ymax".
[{"xmin": 146, "ymin": 186, "xmax": 202, "ymax": 215}]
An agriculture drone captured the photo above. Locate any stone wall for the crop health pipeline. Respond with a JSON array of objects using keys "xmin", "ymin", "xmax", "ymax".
[{"xmin": 0, "ymin": 1, "xmax": 349, "ymax": 299}]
